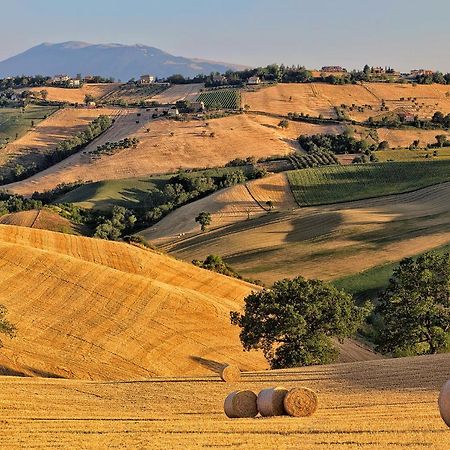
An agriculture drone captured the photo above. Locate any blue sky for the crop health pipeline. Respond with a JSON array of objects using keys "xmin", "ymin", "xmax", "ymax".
[{"xmin": 1, "ymin": 0, "xmax": 449, "ymax": 71}]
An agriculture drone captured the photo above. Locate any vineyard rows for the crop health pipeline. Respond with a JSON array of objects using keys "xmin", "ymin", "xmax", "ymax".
[
  {"xmin": 196, "ymin": 89, "xmax": 241, "ymax": 110},
  {"xmin": 289, "ymin": 152, "xmax": 339, "ymax": 169},
  {"xmin": 287, "ymin": 159, "xmax": 450, "ymax": 206}
]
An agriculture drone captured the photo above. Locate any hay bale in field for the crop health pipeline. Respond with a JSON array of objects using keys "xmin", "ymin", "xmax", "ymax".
[
  {"xmin": 257, "ymin": 386, "xmax": 289, "ymax": 417},
  {"xmin": 283, "ymin": 387, "xmax": 318, "ymax": 417},
  {"xmin": 439, "ymin": 379, "xmax": 450, "ymax": 427},
  {"xmin": 220, "ymin": 364, "xmax": 241, "ymax": 382},
  {"xmin": 224, "ymin": 390, "xmax": 258, "ymax": 418}
]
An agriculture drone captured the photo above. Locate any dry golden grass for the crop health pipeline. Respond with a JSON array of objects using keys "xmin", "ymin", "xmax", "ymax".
[
  {"xmin": 6, "ymin": 114, "xmax": 336, "ymax": 196},
  {"xmin": 0, "ymin": 224, "xmax": 267, "ymax": 379},
  {"xmin": 0, "ymin": 354, "xmax": 448, "ymax": 448},
  {"xmin": 0, "ymin": 107, "xmax": 121, "ymax": 168},
  {"xmin": 151, "ymin": 83, "xmax": 205, "ymax": 103},
  {"xmin": 162, "ymin": 181, "xmax": 450, "ymax": 284},
  {"xmin": 243, "ymin": 83, "xmax": 450, "ymax": 121},
  {"xmin": 26, "ymin": 84, "xmax": 120, "ymax": 103},
  {"xmin": 142, "ymin": 173, "xmax": 296, "ymax": 243},
  {"xmin": 0, "ymin": 208, "xmax": 76, "ymax": 234}
]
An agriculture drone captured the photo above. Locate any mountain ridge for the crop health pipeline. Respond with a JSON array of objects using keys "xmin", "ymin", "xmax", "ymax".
[{"xmin": 0, "ymin": 41, "xmax": 249, "ymax": 80}]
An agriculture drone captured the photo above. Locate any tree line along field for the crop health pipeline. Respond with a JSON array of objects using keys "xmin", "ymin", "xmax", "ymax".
[
  {"xmin": 0, "ymin": 354, "xmax": 448, "ymax": 448},
  {"xmin": 286, "ymin": 160, "xmax": 450, "ymax": 206},
  {"xmin": 196, "ymin": 88, "xmax": 241, "ymax": 109},
  {"xmin": 0, "ymin": 105, "xmax": 59, "ymax": 145}
]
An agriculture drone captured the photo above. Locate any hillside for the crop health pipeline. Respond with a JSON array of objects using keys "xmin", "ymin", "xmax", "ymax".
[
  {"xmin": 25, "ymin": 83, "xmax": 119, "ymax": 103},
  {"xmin": 243, "ymin": 82, "xmax": 450, "ymax": 121},
  {"xmin": 5, "ymin": 114, "xmax": 339, "ymax": 196},
  {"xmin": 0, "ymin": 41, "xmax": 247, "ymax": 80},
  {"xmin": 0, "ymin": 208, "xmax": 77, "ymax": 234},
  {"xmin": 160, "ymin": 179, "xmax": 450, "ymax": 284},
  {"xmin": 0, "ymin": 354, "xmax": 448, "ymax": 448},
  {"xmin": 0, "ymin": 225, "xmax": 267, "ymax": 379}
]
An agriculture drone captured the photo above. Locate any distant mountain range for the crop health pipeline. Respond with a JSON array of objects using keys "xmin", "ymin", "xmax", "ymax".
[{"xmin": 0, "ymin": 41, "xmax": 248, "ymax": 81}]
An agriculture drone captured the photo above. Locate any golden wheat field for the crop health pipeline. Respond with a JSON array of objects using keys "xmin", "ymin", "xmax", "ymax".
[
  {"xmin": 0, "ymin": 224, "xmax": 270, "ymax": 379},
  {"xmin": 0, "ymin": 354, "xmax": 448, "ymax": 449},
  {"xmin": 159, "ymin": 181, "xmax": 450, "ymax": 284},
  {"xmin": 25, "ymin": 83, "xmax": 120, "ymax": 103},
  {"xmin": 0, "ymin": 208, "xmax": 76, "ymax": 234},
  {"xmin": 0, "ymin": 107, "xmax": 121, "ymax": 168},
  {"xmin": 142, "ymin": 173, "xmax": 296, "ymax": 243},
  {"xmin": 6, "ymin": 113, "xmax": 339, "ymax": 196},
  {"xmin": 243, "ymin": 82, "xmax": 450, "ymax": 121}
]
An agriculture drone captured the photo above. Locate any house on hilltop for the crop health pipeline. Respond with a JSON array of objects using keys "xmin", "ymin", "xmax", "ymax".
[
  {"xmin": 139, "ymin": 74, "xmax": 155, "ymax": 84},
  {"xmin": 247, "ymin": 76, "xmax": 261, "ymax": 85}
]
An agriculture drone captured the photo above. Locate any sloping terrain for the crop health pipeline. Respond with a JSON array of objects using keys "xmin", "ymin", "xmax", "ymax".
[
  {"xmin": 0, "ymin": 208, "xmax": 77, "ymax": 234},
  {"xmin": 0, "ymin": 354, "xmax": 448, "ymax": 448},
  {"xmin": 0, "ymin": 225, "xmax": 267, "ymax": 380},
  {"xmin": 141, "ymin": 173, "xmax": 296, "ymax": 243},
  {"xmin": 150, "ymin": 83, "xmax": 205, "ymax": 103},
  {"xmin": 243, "ymin": 82, "xmax": 450, "ymax": 121},
  {"xmin": 6, "ymin": 114, "xmax": 337, "ymax": 196},
  {"xmin": 0, "ymin": 107, "xmax": 121, "ymax": 172},
  {"xmin": 161, "ymin": 181, "xmax": 450, "ymax": 284},
  {"xmin": 25, "ymin": 83, "xmax": 120, "ymax": 103}
]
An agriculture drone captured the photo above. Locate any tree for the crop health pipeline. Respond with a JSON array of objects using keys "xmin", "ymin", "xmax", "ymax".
[
  {"xmin": 231, "ymin": 276, "xmax": 370, "ymax": 368},
  {"xmin": 40, "ymin": 89, "xmax": 48, "ymax": 101},
  {"xmin": 278, "ymin": 119, "xmax": 289, "ymax": 129},
  {"xmin": 84, "ymin": 94, "xmax": 95, "ymax": 105},
  {"xmin": 436, "ymin": 134, "xmax": 447, "ymax": 147},
  {"xmin": 195, "ymin": 211, "xmax": 212, "ymax": 231},
  {"xmin": 0, "ymin": 305, "xmax": 16, "ymax": 348},
  {"xmin": 266, "ymin": 200, "xmax": 274, "ymax": 210},
  {"xmin": 376, "ymin": 252, "xmax": 450, "ymax": 356}
]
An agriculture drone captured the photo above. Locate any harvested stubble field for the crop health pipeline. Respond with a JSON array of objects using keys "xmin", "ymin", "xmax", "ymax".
[
  {"xmin": 0, "ymin": 224, "xmax": 267, "ymax": 379},
  {"xmin": 0, "ymin": 106, "xmax": 121, "ymax": 177},
  {"xmin": 101, "ymin": 84, "xmax": 167, "ymax": 104},
  {"xmin": 0, "ymin": 208, "xmax": 77, "ymax": 234},
  {"xmin": 161, "ymin": 177, "xmax": 450, "ymax": 284},
  {"xmin": 377, "ymin": 147, "xmax": 450, "ymax": 162},
  {"xmin": 141, "ymin": 173, "xmax": 297, "ymax": 244},
  {"xmin": 25, "ymin": 83, "xmax": 120, "ymax": 103},
  {"xmin": 242, "ymin": 82, "xmax": 450, "ymax": 121},
  {"xmin": 0, "ymin": 354, "xmax": 448, "ymax": 449},
  {"xmin": 150, "ymin": 83, "xmax": 205, "ymax": 104},
  {"xmin": 6, "ymin": 113, "xmax": 330, "ymax": 196}
]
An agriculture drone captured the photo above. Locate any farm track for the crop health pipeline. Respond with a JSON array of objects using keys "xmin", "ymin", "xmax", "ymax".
[{"xmin": 0, "ymin": 354, "xmax": 448, "ymax": 448}]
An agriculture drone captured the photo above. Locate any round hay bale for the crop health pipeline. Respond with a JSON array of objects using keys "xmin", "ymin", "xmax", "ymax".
[
  {"xmin": 257, "ymin": 386, "xmax": 289, "ymax": 416},
  {"xmin": 439, "ymin": 379, "xmax": 450, "ymax": 428},
  {"xmin": 283, "ymin": 387, "xmax": 318, "ymax": 417},
  {"xmin": 220, "ymin": 364, "xmax": 241, "ymax": 382},
  {"xmin": 224, "ymin": 390, "xmax": 258, "ymax": 418}
]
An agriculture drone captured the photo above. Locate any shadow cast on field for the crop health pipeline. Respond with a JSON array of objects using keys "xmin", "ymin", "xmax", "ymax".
[{"xmin": 190, "ymin": 356, "xmax": 227, "ymax": 374}]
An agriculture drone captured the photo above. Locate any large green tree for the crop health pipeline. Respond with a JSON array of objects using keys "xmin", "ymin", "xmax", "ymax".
[
  {"xmin": 231, "ymin": 276, "xmax": 370, "ymax": 369},
  {"xmin": 376, "ymin": 252, "xmax": 450, "ymax": 356}
]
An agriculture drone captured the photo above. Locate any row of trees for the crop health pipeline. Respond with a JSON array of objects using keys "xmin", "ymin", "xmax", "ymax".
[
  {"xmin": 232, "ymin": 251, "xmax": 450, "ymax": 368},
  {"xmin": 3, "ymin": 115, "xmax": 112, "ymax": 184}
]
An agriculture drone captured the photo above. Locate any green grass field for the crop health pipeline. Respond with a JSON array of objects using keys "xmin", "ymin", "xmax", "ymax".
[
  {"xmin": 196, "ymin": 89, "xmax": 241, "ymax": 109},
  {"xmin": 333, "ymin": 241, "xmax": 450, "ymax": 299},
  {"xmin": 377, "ymin": 147, "xmax": 450, "ymax": 162},
  {"xmin": 286, "ymin": 160, "xmax": 450, "ymax": 206},
  {"xmin": 0, "ymin": 105, "xmax": 59, "ymax": 145},
  {"xmin": 57, "ymin": 167, "xmax": 249, "ymax": 210}
]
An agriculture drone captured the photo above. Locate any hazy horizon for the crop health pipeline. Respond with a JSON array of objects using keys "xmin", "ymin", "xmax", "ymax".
[{"xmin": 1, "ymin": 0, "xmax": 450, "ymax": 72}]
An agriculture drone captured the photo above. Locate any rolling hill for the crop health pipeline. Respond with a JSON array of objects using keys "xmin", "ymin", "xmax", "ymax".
[
  {"xmin": 0, "ymin": 41, "xmax": 247, "ymax": 80},
  {"xmin": 0, "ymin": 354, "xmax": 448, "ymax": 448},
  {"xmin": 154, "ymin": 177, "xmax": 450, "ymax": 285},
  {"xmin": 0, "ymin": 224, "xmax": 267, "ymax": 380}
]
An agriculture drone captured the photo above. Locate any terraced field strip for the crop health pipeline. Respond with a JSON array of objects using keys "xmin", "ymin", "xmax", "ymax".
[
  {"xmin": 287, "ymin": 160, "xmax": 450, "ymax": 206},
  {"xmin": 0, "ymin": 354, "xmax": 448, "ymax": 448},
  {"xmin": 196, "ymin": 89, "xmax": 241, "ymax": 109}
]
